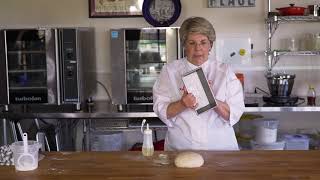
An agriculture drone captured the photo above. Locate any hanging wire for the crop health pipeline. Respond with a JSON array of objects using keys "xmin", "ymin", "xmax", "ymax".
[{"xmin": 96, "ymin": 80, "xmax": 112, "ymax": 101}]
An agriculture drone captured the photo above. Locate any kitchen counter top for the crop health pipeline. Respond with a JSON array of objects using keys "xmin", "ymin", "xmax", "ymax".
[
  {"xmin": 1, "ymin": 151, "xmax": 320, "ymax": 180},
  {"xmin": 1, "ymin": 97, "xmax": 320, "ymax": 120},
  {"xmin": 244, "ymin": 96, "xmax": 320, "ymax": 112}
]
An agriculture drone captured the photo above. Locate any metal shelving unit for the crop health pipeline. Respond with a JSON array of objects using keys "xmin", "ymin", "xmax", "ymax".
[{"xmin": 266, "ymin": 1, "xmax": 320, "ymax": 71}]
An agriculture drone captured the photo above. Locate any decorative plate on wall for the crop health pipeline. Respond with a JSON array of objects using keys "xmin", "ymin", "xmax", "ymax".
[{"xmin": 142, "ymin": 0, "xmax": 181, "ymax": 27}]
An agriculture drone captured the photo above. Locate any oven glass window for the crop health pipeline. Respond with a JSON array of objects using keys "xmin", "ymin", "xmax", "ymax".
[
  {"xmin": 6, "ymin": 30, "xmax": 48, "ymax": 103},
  {"xmin": 125, "ymin": 29, "xmax": 167, "ymax": 103}
]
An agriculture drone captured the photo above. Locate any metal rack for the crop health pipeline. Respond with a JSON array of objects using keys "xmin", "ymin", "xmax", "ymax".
[{"xmin": 266, "ymin": 1, "xmax": 320, "ymax": 71}]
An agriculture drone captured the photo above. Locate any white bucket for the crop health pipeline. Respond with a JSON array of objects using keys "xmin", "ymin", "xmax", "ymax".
[
  {"xmin": 10, "ymin": 141, "xmax": 41, "ymax": 171},
  {"xmin": 255, "ymin": 119, "xmax": 279, "ymax": 144}
]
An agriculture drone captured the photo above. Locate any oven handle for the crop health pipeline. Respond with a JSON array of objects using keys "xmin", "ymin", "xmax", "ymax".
[
  {"xmin": 3, "ymin": 30, "xmax": 10, "ymax": 104},
  {"xmin": 54, "ymin": 29, "xmax": 62, "ymax": 105}
]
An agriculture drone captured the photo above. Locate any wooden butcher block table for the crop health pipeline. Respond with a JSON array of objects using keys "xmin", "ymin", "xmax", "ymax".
[{"xmin": 1, "ymin": 151, "xmax": 320, "ymax": 180}]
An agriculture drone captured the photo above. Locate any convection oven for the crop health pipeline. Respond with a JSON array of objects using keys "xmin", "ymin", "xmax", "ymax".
[
  {"xmin": 110, "ymin": 27, "xmax": 182, "ymax": 110},
  {"xmin": 0, "ymin": 28, "xmax": 95, "ymax": 110}
]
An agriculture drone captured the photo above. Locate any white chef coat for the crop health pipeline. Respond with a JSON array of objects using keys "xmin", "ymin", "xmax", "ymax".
[{"xmin": 153, "ymin": 57, "xmax": 245, "ymax": 151}]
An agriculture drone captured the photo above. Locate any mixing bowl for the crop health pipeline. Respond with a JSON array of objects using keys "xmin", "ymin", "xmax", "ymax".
[{"xmin": 266, "ymin": 73, "xmax": 295, "ymax": 97}]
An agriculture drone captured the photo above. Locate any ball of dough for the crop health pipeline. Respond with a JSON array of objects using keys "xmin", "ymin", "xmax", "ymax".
[{"xmin": 174, "ymin": 152, "xmax": 204, "ymax": 168}]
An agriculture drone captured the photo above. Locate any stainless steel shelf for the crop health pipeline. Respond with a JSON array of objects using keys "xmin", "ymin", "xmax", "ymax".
[
  {"xmin": 266, "ymin": 13, "xmax": 320, "ymax": 71},
  {"xmin": 1, "ymin": 107, "xmax": 320, "ymax": 120},
  {"xmin": 275, "ymin": 50, "xmax": 320, "ymax": 56},
  {"xmin": 265, "ymin": 50, "xmax": 320, "ymax": 69},
  {"xmin": 1, "ymin": 99, "xmax": 320, "ymax": 120},
  {"xmin": 267, "ymin": 16, "xmax": 320, "ymax": 23},
  {"xmin": 245, "ymin": 106, "xmax": 320, "ymax": 112}
]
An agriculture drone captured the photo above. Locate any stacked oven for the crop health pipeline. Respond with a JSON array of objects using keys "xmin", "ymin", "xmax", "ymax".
[
  {"xmin": 110, "ymin": 27, "xmax": 183, "ymax": 111},
  {"xmin": 0, "ymin": 28, "xmax": 95, "ymax": 110}
]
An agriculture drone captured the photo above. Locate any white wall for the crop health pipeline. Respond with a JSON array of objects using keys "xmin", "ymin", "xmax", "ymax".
[
  {"xmin": 1, "ymin": 0, "xmax": 319, "ymax": 98},
  {"xmin": 1, "ymin": 0, "xmax": 320, "ymax": 134}
]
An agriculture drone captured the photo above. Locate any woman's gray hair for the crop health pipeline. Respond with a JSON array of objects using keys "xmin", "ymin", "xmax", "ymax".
[{"xmin": 179, "ymin": 17, "xmax": 216, "ymax": 46}]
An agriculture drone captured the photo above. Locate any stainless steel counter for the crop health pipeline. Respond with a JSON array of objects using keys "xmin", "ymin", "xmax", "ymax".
[
  {"xmin": 244, "ymin": 96, "xmax": 320, "ymax": 112},
  {"xmin": 1, "ymin": 97, "xmax": 320, "ymax": 120},
  {"xmin": 245, "ymin": 106, "xmax": 320, "ymax": 112},
  {"xmin": 1, "ymin": 98, "xmax": 319, "ymax": 148}
]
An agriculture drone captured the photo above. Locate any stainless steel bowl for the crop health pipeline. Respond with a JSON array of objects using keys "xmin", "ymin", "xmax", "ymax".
[{"xmin": 266, "ymin": 73, "xmax": 295, "ymax": 97}]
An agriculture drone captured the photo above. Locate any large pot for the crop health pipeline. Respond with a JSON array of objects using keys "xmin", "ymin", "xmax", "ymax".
[
  {"xmin": 276, "ymin": 4, "xmax": 306, "ymax": 16},
  {"xmin": 266, "ymin": 73, "xmax": 295, "ymax": 97}
]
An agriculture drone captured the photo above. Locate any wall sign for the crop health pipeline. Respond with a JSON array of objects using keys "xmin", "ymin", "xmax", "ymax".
[
  {"xmin": 88, "ymin": 0, "xmax": 143, "ymax": 18},
  {"xmin": 208, "ymin": 0, "xmax": 255, "ymax": 8}
]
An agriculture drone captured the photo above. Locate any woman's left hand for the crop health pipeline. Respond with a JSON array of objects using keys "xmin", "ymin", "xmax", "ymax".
[{"xmin": 214, "ymin": 100, "xmax": 230, "ymax": 121}]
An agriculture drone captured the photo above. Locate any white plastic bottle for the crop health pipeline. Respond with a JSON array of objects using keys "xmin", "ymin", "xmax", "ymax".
[{"xmin": 141, "ymin": 119, "xmax": 154, "ymax": 156}]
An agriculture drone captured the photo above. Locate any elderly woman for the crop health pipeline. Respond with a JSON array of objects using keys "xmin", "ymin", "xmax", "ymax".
[{"xmin": 153, "ymin": 17, "xmax": 245, "ymax": 150}]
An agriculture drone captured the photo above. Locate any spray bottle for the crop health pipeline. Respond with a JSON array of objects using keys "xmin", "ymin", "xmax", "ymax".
[{"xmin": 141, "ymin": 119, "xmax": 154, "ymax": 156}]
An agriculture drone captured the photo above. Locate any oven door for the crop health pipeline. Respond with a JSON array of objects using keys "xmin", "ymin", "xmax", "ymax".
[
  {"xmin": 111, "ymin": 27, "xmax": 182, "ymax": 105},
  {"xmin": 0, "ymin": 29, "xmax": 59, "ymax": 104}
]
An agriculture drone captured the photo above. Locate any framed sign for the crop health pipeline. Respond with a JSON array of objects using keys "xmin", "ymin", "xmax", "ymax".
[
  {"xmin": 89, "ymin": 0, "xmax": 143, "ymax": 18},
  {"xmin": 208, "ymin": 0, "xmax": 255, "ymax": 8}
]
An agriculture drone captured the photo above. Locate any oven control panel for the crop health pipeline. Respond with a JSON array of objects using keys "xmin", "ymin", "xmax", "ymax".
[{"xmin": 61, "ymin": 29, "xmax": 79, "ymax": 103}]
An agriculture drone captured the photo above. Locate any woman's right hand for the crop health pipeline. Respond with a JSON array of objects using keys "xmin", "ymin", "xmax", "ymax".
[
  {"xmin": 180, "ymin": 89, "xmax": 198, "ymax": 109},
  {"xmin": 166, "ymin": 88, "xmax": 198, "ymax": 119}
]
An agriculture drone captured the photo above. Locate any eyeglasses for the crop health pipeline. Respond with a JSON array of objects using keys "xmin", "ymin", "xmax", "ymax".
[{"xmin": 186, "ymin": 40, "xmax": 211, "ymax": 49}]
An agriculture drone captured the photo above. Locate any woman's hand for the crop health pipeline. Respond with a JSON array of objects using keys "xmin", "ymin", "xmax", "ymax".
[
  {"xmin": 181, "ymin": 89, "xmax": 198, "ymax": 109},
  {"xmin": 208, "ymin": 80, "xmax": 230, "ymax": 121},
  {"xmin": 214, "ymin": 99, "xmax": 230, "ymax": 121},
  {"xmin": 166, "ymin": 87, "xmax": 198, "ymax": 119}
]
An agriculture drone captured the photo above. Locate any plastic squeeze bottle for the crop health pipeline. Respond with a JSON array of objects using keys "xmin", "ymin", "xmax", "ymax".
[{"xmin": 141, "ymin": 119, "xmax": 154, "ymax": 156}]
